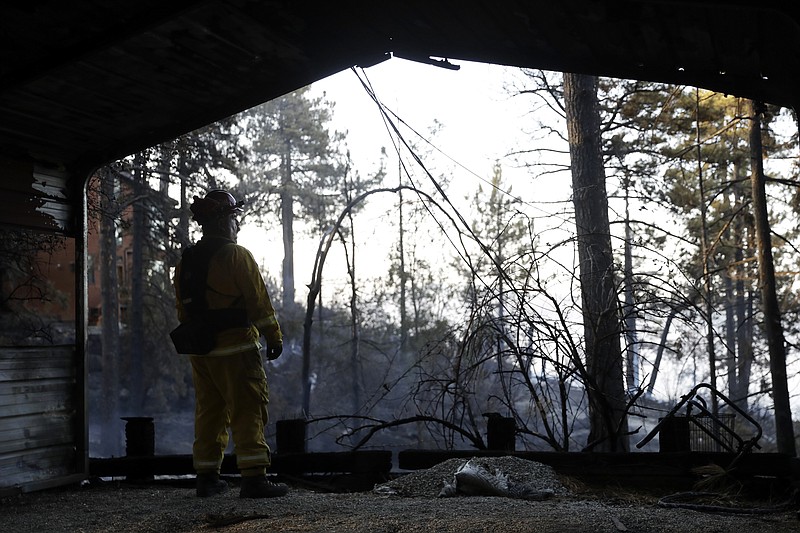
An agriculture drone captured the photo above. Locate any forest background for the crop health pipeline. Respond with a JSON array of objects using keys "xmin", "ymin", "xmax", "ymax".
[{"xmin": 10, "ymin": 59, "xmax": 799, "ymax": 458}]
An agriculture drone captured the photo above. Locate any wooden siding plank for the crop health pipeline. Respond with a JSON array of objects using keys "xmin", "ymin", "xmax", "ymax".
[
  {"xmin": 0, "ymin": 359, "xmax": 74, "ymax": 371},
  {"xmin": 0, "ymin": 358, "xmax": 74, "ymax": 374},
  {"xmin": 0, "ymin": 369, "xmax": 74, "ymax": 380},
  {"xmin": 0, "ymin": 351, "xmax": 74, "ymax": 363},
  {"xmin": 0, "ymin": 377, "xmax": 74, "ymax": 400},
  {"xmin": 0, "ymin": 414, "xmax": 73, "ymax": 444},
  {"xmin": 0, "ymin": 444, "xmax": 77, "ymax": 488},
  {"xmin": 0, "ymin": 404, "xmax": 74, "ymax": 420},
  {"xmin": 0, "ymin": 379, "xmax": 74, "ymax": 401},
  {"xmin": 0, "ymin": 345, "xmax": 75, "ymax": 355},
  {"xmin": 0, "ymin": 344, "xmax": 74, "ymax": 352},
  {"xmin": 0, "ymin": 347, "xmax": 74, "ymax": 362},
  {"xmin": 0, "ymin": 344, "xmax": 80, "ymax": 491},
  {"xmin": 0, "ymin": 433, "xmax": 74, "ymax": 455},
  {"xmin": 0, "ymin": 443, "xmax": 77, "ymax": 467}
]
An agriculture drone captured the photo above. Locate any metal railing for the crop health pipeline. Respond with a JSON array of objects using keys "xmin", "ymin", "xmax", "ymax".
[{"xmin": 636, "ymin": 383, "xmax": 762, "ymax": 466}]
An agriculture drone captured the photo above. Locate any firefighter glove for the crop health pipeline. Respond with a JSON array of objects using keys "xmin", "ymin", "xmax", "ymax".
[{"xmin": 267, "ymin": 342, "xmax": 283, "ymax": 360}]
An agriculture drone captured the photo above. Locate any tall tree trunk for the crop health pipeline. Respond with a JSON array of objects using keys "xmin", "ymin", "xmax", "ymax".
[
  {"xmin": 622, "ymin": 175, "xmax": 638, "ymax": 391},
  {"xmin": 733, "ymin": 174, "xmax": 753, "ymax": 411},
  {"xmin": 724, "ymin": 269, "xmax": 737, "ymax": 398},
  {"xmin": 734, "ymin": 286, "xmax": 754, "ymax": 410},
  {"xmin": 563, "ymin": 72, "xmax": 629, "ymax": 452},
  {"xmin": 722, "ymin": 190, "xmax": 737, "ymax": 401},
  {"xmin": 177, "ymin": 155, "xmax": 191, "ymax": 249},
  {"xmin": 158, "ymin": 147, "xmax": 174, "ymax": 297},
  {"xmin": 695, "ymin": 88, "xmax": 718, "ymax": 415},
  {"xmin": 748, "ymin": 99, "xmax": 796, "ymax": 455},
  {"xmin": 130, "ymin": 156, "xmax": 146, "ymax": 412},
  {"xmin": 99, "ymin": 170, "xmax": 120, "ymax": 451},
  {"xmin": 281, "ymin": 141, "xmax": 295, "ymax": 308}
]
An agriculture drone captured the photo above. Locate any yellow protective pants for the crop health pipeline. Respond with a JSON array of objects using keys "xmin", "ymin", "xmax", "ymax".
[{"xmin": 189, "ymin": 348, "xmax": 271, "ymax": 476}]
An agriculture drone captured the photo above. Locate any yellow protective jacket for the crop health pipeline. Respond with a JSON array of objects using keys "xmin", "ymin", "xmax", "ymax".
[{"xmin": 174, "ymin": 236, "xmax": 282, "ymax": 355}]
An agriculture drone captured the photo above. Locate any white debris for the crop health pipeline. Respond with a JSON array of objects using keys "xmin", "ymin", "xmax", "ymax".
[
  {"xmin": 438, "ymin": 458, "xmax": 555, "ymax": 500},
  {"xmin": 440, "ymin": 459, "xmax": 510, "ymax": 497},
  {"xmin": 375, "ymin": 456, "xmax": 568, "ymax": 499}
]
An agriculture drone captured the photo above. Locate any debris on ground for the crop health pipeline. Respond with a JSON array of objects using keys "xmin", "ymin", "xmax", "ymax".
[
  {"xmin": 438, "ymin": 458, "xmax": 556, "ymax": 500},
  {"xmin": 374, "ymin": 456, "xmax": 569, "ymax": 499}
]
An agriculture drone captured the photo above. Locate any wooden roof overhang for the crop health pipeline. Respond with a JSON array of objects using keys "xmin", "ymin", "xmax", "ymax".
[{"xmin": 1, "ymin": 1, "xmax": 798, "ymax": 233}]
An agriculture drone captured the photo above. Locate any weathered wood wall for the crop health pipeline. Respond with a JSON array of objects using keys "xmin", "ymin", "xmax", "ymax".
[{"xmin": 0, "ymin": 345, "xmax": 83, "ymax": 494}]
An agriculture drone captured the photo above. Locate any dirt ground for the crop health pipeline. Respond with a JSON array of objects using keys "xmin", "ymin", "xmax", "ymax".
[
  {"xmin": 0, "ymin": 461, "xmax": 800, "ymax": 533},
  {"xmin": 2, "ymin": 475, "xmax": 798, "ymax": 533}
]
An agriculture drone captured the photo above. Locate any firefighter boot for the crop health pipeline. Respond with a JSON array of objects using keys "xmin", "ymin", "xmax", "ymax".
[
  {"xmin": 239, "ymin": 475, "xmax": 288, "ymax": 498},
  {"xmin": 196, "ymin": 472, "xmax": 229, "ymax": 497}
]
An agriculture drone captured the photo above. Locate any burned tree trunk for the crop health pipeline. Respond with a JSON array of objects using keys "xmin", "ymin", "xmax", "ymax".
[
  {"xmin": 99, "ymin": 170, "xmax": 120, "ymax": 449},
  {"xmin": 748, "ymin": 99, "xmax": 796, "ymax": 456},
  {"xmin": 563, "ymin": 72, "xmax": 629, "ymax": 452}
]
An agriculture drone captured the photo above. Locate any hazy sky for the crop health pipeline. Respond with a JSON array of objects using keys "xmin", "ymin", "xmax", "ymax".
[
  {"xmin": 312, "ymin": 58, "xmax": 530, "ymax": 178},
  {"xmin": 238, "ymin": 58, "xmax": 561, "ymax": 287},
  {"xmin": 239, "ymin": 58, "xmax": 574, "ymax": 288}
]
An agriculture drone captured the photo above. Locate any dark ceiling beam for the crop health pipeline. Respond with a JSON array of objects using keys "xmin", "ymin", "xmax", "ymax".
[{"xmin": 0, "ymin": 0, "xmax": 211, "ymax": 93}]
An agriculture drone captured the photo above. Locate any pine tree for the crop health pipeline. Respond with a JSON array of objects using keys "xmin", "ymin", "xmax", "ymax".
[
  {"xmin": 564, "ymin": 72, "xmax": 629, "ymax": 452},
  {"xmin": 241, "ymin": 88, "xmax": 342, "ymax": 309}
]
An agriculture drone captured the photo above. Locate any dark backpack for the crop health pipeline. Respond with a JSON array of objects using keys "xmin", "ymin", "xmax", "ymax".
[{"xmin": 170, "ymin": 238, "xmax": 247, "ymax": 354}]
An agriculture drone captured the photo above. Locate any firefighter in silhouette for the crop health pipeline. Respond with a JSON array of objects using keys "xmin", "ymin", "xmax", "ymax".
[{"xmin": 173, "ymin": 189, "xmax": 287, "ymax": 498}]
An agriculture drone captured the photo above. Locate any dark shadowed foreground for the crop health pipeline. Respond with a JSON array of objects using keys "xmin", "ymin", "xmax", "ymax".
[{"xmin": 2, "ymin": 457, "xmax": 798, "ymax": 532}]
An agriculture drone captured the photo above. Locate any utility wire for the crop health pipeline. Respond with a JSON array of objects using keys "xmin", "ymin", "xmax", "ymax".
[
  {"xmin": 351, "ymin": 66, "xmax": 478, "ymax": 275},
  {"xmin": 353, "ymin": 67, "xmax": 571, "ymax": 225},
  {"xmin": 349, "ymin": 65, "xmax": 586, "ymax": 322}
]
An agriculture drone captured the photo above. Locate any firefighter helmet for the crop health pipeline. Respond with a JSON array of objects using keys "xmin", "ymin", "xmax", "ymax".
[{"xmin": 190, "ymin": 189, "xmax": 244, "ymax": 224}]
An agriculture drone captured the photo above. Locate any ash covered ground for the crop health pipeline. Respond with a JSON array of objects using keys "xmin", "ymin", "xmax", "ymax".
[{"xmin": 2, "ymin": 456, "xmax": 798, "ymax": 532}]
